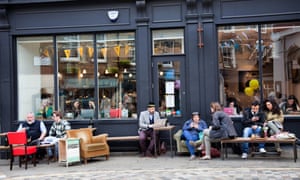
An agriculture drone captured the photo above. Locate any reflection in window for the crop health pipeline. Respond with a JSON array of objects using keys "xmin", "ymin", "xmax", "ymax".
[
  {"xmin": 158, "ymin": 61, "xmax": 182, "ymax": 117},
  {"xmin": 17, "ymin": 36, "xmax": 54, "ymax": 120},
  {"xmin": 152, "ymin": 29, "xmax": 184, "ymax": 55},
  {"xmin": 57, "ymin": 34, "xmax": 95, "ymax": 120},
  {"xmin": 96, "ymin": 32, "xmax": 136, "ymax": 119},
  {"xmin": 218, "ymin": 23, "xmax": 300, "ymax": 115},
  {"xmin": 57, "ymin": 32, "xmax": 136, "ymax": 119}
]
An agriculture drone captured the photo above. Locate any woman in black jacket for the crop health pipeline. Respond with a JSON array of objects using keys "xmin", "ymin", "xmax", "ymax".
[{"xmin": 200, "ymin": 102, "xmax": 237, "ymax": 160}]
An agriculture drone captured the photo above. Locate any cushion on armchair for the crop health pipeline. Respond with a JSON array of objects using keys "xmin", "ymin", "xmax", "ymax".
[{"xmin": 173, "ymin": 129, "xmax": 202, "ymax": 154}]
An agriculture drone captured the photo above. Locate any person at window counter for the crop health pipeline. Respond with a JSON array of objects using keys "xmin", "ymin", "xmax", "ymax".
[
  {"xmin": 73, "ymin": 100, "xmax": 81, "ymax": 119},
  {"xmin": 182, "ymin": 112, "xmax": 207, "ymax": 160},
  {"xmin": 241, "ymin": 101, "xmax": 266, "ymax": 159},
  {"xmin": 281, "ymin": 95, "xmax": 300, "ymax": 114},
  {"xmin": 138, "ymin": 102, "xmax": 161, "ymax": 157}
]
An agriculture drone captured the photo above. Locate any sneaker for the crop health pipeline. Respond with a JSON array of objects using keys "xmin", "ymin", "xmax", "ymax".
[
  {"xmin": 189, "ymin": 155, "xmax": 196, "ymax": 160},
  {"xmin": 241, "ymin": 153, "xmax": 247, "ymax": 159},
  {"xmin": 259, "ymin": 148, "xmax": 266, "ymax": 153},
  {"xmin": 200, "ymin": 155, "xmax": 211, "ymax": 160}
]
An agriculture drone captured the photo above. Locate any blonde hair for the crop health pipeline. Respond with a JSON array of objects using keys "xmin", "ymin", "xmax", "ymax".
[{"xmin": 210, "ymin": 102, "xmax": 222, "ymax": 112}]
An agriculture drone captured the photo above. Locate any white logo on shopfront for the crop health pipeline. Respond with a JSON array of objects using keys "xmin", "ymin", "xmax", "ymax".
[{"xmin": 107, "ymin": 10, "xmax": 119, "ymax": 22}]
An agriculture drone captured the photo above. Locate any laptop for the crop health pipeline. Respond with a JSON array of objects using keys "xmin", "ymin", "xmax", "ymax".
[
  {"xmin": 153, "ymin": 118, "xmax": 168, "ymax": 128},
  {"xmin": 223, "ymin": 107, "xmax": 235, "ymax": 115},
  {"xmin": 81, "ymin": 109, "xmax": 95, "ymax": 119}
]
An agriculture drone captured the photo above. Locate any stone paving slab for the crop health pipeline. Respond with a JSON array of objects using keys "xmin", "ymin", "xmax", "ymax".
[{"xmin": 0, "ymin": 146, "xmax": 299, "ymax": 180}]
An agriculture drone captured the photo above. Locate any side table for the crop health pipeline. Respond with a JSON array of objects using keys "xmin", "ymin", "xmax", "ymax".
[{"xmin": 58, "ymin": 138, "xmax": 80, "ymax": 167}]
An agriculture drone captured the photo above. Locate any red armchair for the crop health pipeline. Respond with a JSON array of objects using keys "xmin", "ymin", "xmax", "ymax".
[{"xmin": 7, "ymin": 131, "xmax": 37, "ymax": 170}]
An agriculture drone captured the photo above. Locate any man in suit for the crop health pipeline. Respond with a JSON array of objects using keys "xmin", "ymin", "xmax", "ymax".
[{"xmin": 138, "ymin": 102, "xmax": 161, "ymax": 157}]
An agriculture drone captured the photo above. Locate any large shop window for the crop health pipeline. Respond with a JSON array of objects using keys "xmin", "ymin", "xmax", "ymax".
[
  {"xmin": 17, "ymin": 32, "xmax": 136, "ymax": 120},
  {"xmin": 17, "ymin": 36, "xmax": 55, "ymax": 120},
  {"xmin": 218, "ymin": 22, "xmax": 300, "ymax": 115}
]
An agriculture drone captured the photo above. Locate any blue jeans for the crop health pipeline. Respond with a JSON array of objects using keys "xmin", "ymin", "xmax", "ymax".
[
  {"xmin": 242, "ymin": 126, "xmax": 265, "ymax": 153},
  {"xmin": 47, "ymin": 142, "xmax": 58, "ymax": 158},
  {"xmin": 182, "ymin": 130, "xmax": 199, "ymax": 156}
]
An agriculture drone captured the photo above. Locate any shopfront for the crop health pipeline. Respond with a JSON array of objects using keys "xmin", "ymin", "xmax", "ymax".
[{"xmin": 0, "ymin": 0, "xmax": 300, "ymax": 151}]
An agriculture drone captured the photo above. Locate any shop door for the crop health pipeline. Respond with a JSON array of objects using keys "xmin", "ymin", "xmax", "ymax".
[{"xmin": 153, "ymin": 57, "xmax": 186, "ymax": 122}]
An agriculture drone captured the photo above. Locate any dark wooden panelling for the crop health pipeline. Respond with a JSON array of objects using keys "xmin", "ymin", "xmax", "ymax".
[{"xmin": 152, "ymin": 3, "xmax": 182, "ymax": 23}]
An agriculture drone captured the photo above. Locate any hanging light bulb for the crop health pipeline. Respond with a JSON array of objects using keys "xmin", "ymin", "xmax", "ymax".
[
  {"xmin": 105, "ymin": 69, "xmax": 109, "ymax": 74},
  {"xmin": 115, "ymin": 73, "xmax": 118, "ymax": 78},
  {"xmin": 159, "ymin": 71, "xmax": 164, "ymax": 76},
  {"xmin": 82, "ymin": 69, "xmax": 87, "ymax": 74},
  {"xmin": 97, "ymin": 72, "xmax": 100, "ymax": 77},
  {"xmin": 123, "ymin": 68, "xmax": 127, "ymax": 73},
  {"xmin": 80, "ymin": 73, "xmax": 83, "ymax": 78},
  {"xmin": 129, "ymin": 73, "xmax": 133, "ymax": 78}
]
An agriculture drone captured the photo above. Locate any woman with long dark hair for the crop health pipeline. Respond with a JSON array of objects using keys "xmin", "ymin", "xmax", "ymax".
[{"xmin": 262, "ymin": 98, "xmax": 284, "ymax": 152}]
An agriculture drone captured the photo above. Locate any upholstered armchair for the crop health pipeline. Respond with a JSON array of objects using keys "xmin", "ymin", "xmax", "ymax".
[
  {"xmin": 173, "ymin": 129, "xmax": 202, "ymax": 154},
  {"xmin": 66, "ymin": 128, "xmax": 110, "ymax": 164}
]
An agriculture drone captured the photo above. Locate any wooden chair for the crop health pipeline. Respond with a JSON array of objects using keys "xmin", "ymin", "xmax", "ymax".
[{"xmin": 7, "ymin": 131, "xmax": 37, "ymax": 170}]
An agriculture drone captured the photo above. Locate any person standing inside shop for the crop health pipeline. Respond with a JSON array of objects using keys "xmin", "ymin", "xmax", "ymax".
[{"xmin": 138, "ymin": 102, "xmax": 161, "ymax": 157}]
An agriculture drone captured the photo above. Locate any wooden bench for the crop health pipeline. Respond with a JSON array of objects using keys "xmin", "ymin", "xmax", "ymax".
[
  {"xmin": 220, "ymin": 137, "xmax": 297, "ymax": 162},
  {"xmin": 107, "ymin": 136, "xmax": 139, "ymax": 142}
]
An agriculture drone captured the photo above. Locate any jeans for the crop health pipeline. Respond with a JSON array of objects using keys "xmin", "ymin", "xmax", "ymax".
[
  {"xmin": 46, "ymin": 142, "xmax": 58, "ymax": 158},
  {"xmin": 242, "ymin": 127, "xmax": 264, "ymax": 153},
  {"xmin": 182, "ymin": 130, "xmax": 199, "ymax": 156}
]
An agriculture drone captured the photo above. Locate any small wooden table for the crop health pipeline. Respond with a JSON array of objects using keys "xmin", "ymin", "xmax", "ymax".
[
  {"xmin": 220, "ymin": 137, "xmax": 297, "ymax": 162},
  {"xmin": 153, "ymin": 125, "xmax": 176, "ymax": 157}
]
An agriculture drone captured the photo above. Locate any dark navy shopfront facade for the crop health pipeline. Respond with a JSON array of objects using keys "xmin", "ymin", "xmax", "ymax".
[{"xmin": 0, "ymin": 0, "xmax": 300, "ymax": 152}]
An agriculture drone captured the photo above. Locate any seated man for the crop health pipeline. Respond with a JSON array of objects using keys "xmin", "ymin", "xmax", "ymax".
[
  {"xmin": 46, "ymin": 111, "xmax": 71, "ymax": 160},
  {"xmin": 17, "ymin": 112, "xmax": 47, "ymax": 145},
  {"xmin": 241, "ymin": 101, "xmax": 266, "ymax": 159},
  {"xmin": 138, "ymin": 102, "xmax": 161, "ymax": 157},
  {"xmin": 182, "ymin": 112, "xmax": 207, "ymax": 160},
  {"xmin": 17, "ymin": 112, "xmax": 47, "ymax": 159}
]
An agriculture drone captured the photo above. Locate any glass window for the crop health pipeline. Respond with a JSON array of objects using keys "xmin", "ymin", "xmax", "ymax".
[
  {"xmin": 96, "ymin": 32, "xmax": 136, "ymax": 119},
  {"xmin": 57, "ymin": 32, "xmax": 137, "ymax": 119},
  {"xmin": 152, "ymin": 29, "xmax": 184, "ymax": 55},
  {"xmin": 157, "ymin": 61, "xmax": 182, "ymax": 117},
  {"xmin": 218, "ymin": 22, "xmax": 300, "ymax": 116},
  {"xmin": 17, "ymin": 36, "xmax": 54, "ymax": 120},
  {"xmin": 57, "ymin": 34, "xmax": 95, "ymax": 120}
]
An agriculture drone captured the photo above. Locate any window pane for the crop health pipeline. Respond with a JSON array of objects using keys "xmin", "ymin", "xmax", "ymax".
[
  {"xmin": 152, "ymin": 29, "xmax": 184, "ymax": 55},
  {"xmin": 96, "ymin": 32, "xmax": 137, "ymax": 119},
  {"xmin": 218, "ymin": 22, "xmax": 300, "ymax": 116},
  {"xmin": 17, "ymin": 36, "xmax": 54, "ymax": 120},
  {"xmin": 57, "ymin": 34, "xmax": 95, "ymax": 119},
  {"xmin": 158, "ymin": 61, "xmax": 182, "ymax": 117}
]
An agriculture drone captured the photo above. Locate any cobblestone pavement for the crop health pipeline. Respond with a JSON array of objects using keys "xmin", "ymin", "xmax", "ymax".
[{"xmin": 0, "ymin": 146, "xmax": 299, "ymax": 180}]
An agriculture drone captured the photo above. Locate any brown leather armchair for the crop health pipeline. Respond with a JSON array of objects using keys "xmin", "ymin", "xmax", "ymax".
[{"xmin": 66, "ymin": 128, "xmax": 110, "ymax": 164}]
